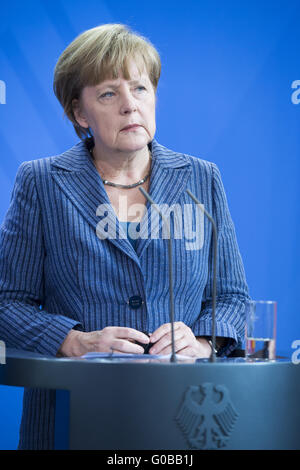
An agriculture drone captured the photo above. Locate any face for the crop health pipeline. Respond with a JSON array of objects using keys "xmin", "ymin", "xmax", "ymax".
[{"xmin": 73, "ymin": 61, "xmax": 156, "ymax": 154}]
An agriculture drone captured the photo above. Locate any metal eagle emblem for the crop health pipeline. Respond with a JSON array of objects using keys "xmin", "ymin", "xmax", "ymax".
[{"xmin": 176, "ymin": 383, "xmax": 238, "ymax": 449}]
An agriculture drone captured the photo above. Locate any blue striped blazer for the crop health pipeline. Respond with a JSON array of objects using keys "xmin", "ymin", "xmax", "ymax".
[{"xmin": 0, "ymin": 138, "xmax": 249, "ymax": 449}]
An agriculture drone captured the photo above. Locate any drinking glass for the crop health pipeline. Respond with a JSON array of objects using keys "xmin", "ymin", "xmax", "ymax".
[{"xmin": 245, "ymin": 300, "xmax": 277, "ymax": 360}]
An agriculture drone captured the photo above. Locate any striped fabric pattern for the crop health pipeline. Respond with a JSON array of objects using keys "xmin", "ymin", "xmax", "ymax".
[{"xmin": 0, "ymin": 138, "xmax": 250, "ymax": 449}]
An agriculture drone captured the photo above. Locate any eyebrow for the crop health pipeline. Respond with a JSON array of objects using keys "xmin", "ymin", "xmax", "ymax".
[{"xmin": 96, "ymin": 79, "xmax": 145, "ymax": 90}]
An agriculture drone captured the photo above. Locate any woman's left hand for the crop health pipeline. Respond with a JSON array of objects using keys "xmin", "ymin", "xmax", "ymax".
[{"xmin": 148, "ymin": 322, "xmax": 211, "ymax": 358}]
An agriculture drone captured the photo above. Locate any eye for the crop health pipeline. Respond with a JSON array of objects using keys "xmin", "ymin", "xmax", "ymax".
[
  {"xmin": 99, "ymin": 91, "xmax": 115, "ymax": 99},
  {"xmin": 136, "ymin": 86, "xmax": 146, "ymax": 92}
]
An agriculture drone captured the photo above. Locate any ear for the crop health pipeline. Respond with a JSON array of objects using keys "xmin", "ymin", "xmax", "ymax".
[{"xmin": 72, "ymin": 98, "xmax": 89, "ymax": 129}]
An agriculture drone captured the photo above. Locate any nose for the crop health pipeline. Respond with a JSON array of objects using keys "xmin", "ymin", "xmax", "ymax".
[{"xmin": 119, "ymin": 88, "xmax": 137, "ymax": 115}]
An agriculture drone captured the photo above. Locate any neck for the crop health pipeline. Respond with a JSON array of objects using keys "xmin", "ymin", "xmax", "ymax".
[{"xmin": 90, "ymin": 141, "xmax": 151, "ymax": 184}]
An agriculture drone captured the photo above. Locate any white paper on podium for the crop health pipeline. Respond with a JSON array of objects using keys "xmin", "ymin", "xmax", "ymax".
[{"xmin": 79, "ymin": 352, "xmax": 197, "ymax": 363}]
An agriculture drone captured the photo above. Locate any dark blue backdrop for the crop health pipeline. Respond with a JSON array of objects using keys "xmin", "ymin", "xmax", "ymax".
[{"xmin": 0, "ymin": 0, "xmax": 299, "ymax": 449}]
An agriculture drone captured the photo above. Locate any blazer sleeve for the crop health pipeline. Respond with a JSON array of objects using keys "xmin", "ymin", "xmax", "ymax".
[
  {"xmin": 192, "ymin": 163, "xmax": 251, "ymax": 355},
  {"xmin": 0, "ymin": 161, "xmax": 81, "ymax": 356}
]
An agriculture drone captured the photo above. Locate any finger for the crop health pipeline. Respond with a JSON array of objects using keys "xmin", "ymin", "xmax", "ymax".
[
  {"xmin": 155, "ymin": 341, "xmax": 197, "ymax": 357},
  {"xmin": 111, "ymin": 339, "xmax": 145, "ymax": 355},
  {"xmin": 180, "ymin": 345, "xmax": 210, "ymax": 358},
  {"xmin": 151, "ymin": 343, "xmax": 179, "ymax": 356},
  {"xmin": 110, "ymin": 327, "xmax": 150, "ymax": 344},
  {"xmin": 150, "ymin": 330, "xmax": 186, "ymax": 355},
  {"xmin": 149, "ymin": 323, "xmax": 171, "ymax": 343},
  {"xmin": 149, "ymin": 322, "xmax": 182, "ymax": 344},
  {"xmin": 177, "ymin": 346, "xmax": 198, "ymax": 357},
  {"xmin": 151, "ymin": 330, "xmax": 184, "ymax": 354}
]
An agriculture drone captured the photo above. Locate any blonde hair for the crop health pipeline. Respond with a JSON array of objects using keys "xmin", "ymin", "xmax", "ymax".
[{"xmin": 53, "ymin": 24, "xmax": 161, "ymax": 139}]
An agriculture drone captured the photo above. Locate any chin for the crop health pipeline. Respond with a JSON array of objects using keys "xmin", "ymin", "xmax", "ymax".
[{"xmin": 118, "ymin": 135, "xmax": 150, "ymax": 153}]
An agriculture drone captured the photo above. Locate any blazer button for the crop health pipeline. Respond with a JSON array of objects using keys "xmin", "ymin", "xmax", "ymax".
[{"xmin": 128, "ymin": 295, "xmax": 143, "ymax": 309}]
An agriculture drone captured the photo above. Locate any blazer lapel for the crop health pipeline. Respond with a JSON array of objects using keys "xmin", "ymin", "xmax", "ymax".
[
  {"xmin": 136, "ymin": 139, "xmax": 192, "ymax": 257},
  {"xmin": 50, "ymin": 141, "xmax": 141, "ymax": 264},
  {"xmin": 50, "ymin": 139, "xmax": 192, "ymax": 263}
]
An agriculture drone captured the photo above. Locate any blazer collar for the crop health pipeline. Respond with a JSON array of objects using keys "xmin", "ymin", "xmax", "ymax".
[{"xmin": 50, "ymin": 138, "xmax": 192, "ymax": 263}]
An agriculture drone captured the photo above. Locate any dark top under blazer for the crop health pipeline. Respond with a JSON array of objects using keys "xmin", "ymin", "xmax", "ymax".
[{"xmin": 0, "ymin": 138, "xmax": 250, "ymax": 449}]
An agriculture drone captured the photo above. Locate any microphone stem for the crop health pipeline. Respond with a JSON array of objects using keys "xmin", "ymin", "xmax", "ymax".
[
  {"xmin": 139, "ymin": 188, "xmax": 177, "ymax": 363},
  {"xmin": 186, "ymin": 190, "xmax": 217, "ymax": 362},
  {"xmin": 211, "ymin": 220, "xmax": 217, "ymax": 362},
  {"xmin": 168, "ymin": 235, "xmax": 176, "ymax": 363}
]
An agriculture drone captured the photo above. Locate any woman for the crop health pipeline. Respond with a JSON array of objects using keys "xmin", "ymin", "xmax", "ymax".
[{"xmin": 0, "ymin": 24, "xmax": 249, "ymax": 449}]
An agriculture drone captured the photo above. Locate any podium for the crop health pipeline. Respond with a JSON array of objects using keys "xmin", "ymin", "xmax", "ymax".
[{"xmin": 0, "ymin": 349, "xmax": 299, "ymax": 450}]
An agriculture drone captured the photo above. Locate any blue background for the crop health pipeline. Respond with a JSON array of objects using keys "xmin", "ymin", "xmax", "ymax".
[{"xmin": 0, "ymin": 0, "xmax": 299, "ymax": 449}]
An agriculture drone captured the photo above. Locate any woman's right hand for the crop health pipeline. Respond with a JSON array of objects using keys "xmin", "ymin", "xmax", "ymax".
[{"xmin": 57, "ymin": 326, "xmax": 150, "ymax": 357}]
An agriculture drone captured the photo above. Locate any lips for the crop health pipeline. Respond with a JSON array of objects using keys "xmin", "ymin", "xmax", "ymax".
[{"xmin": 121, "ymin": 124, "xmax": 141, "ymax": 131}]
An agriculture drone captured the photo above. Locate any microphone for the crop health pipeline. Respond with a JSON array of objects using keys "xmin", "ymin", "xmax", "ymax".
[
  {"xmin": 139, "ymin": 187, "xmax": 177, "ymax": 363},
  {"xmin": 186, "ymin": 189, "xmax": 218, "ymax": 362}
]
